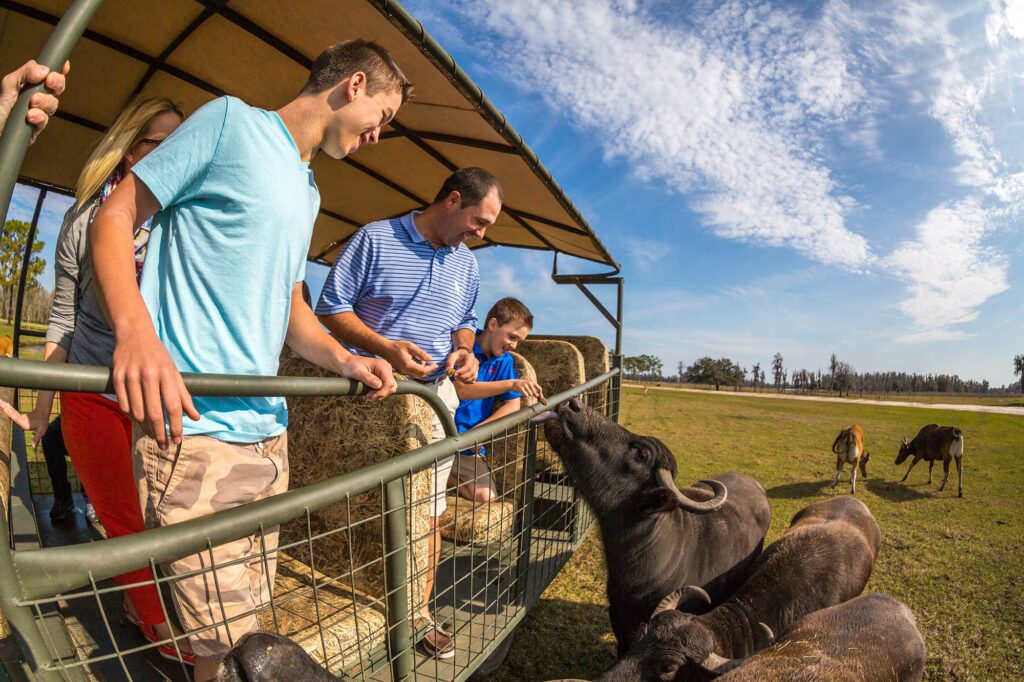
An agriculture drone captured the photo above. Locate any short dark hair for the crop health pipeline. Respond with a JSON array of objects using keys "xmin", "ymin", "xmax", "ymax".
[
  {"xmin": 305, "ymin": 40, "xmax": 414, "ymax": 103},
  {"xmin": 486, "ymin": 297, "xmax": 533, "ymax": 329},
  {"xmin": 433, "ymin": 167, "xmax": 504, "ymax": 207}
]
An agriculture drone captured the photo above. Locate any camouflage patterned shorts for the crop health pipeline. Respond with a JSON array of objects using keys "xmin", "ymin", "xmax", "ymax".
[{"xmin": 133, "ymin": 429, "xmax": 288, "ymax": 658}]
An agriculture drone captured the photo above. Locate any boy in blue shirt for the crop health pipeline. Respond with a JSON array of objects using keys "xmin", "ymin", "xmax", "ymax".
[{"xmin": 451, "ymin": 297, "xmax": 544, "ymax": 503}]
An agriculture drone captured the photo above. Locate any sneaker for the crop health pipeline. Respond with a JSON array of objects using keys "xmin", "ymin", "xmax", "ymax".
[
  {"xmin": 416, "ymin": 616, "xmax": 455, "ymax": 659},
  {"xmin": 49, "ymin": 497, "xmax": 75, "ymax": 524},
  {"xmin": 85, "ymin": 503, "xmax": 99, "ymax": 525}
]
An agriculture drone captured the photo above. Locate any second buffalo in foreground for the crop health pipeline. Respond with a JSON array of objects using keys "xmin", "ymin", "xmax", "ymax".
[
  {"xmin": 594, "ymin": 495, "xmax": 881, "ymax": 681},
  {"xmin": 541, "ymin": 398, "xmax": 772, "ymax": 656}
]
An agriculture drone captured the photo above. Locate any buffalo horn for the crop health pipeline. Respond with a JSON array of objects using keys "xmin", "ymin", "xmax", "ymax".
[
  {"xmin": 702, "ymin": 652, "xmax": 741, "ymax": 673},
  {"xmin": 651, "ymin": 585, "xmax": 712, "ymax": 617},
  {"xmin": 758, "ymin": 622, "xmax": 775, "ymax": 645},
  {"xmin": 657, "ymin": 469, "xmax": 728, "ymax": 513}
]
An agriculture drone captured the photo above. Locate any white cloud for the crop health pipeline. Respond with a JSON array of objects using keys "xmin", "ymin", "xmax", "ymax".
[
  {"xmin": 622, "ymin": 238, "xmax": 672, "ymax": 272},
  {"xmin": 882, "ymin": 1, "xmax": 1022, "ymax": 341},
  {"xmin": 452, "ymin": 0, "xmax": 873, "ymax": 268},
  {"xmin": 886, "ymin": 199, "xmax": 1009, "ymax": 334},
  {"xmin": 446, "ymin": 0, "xmax": 1023, "ymax": 345}
]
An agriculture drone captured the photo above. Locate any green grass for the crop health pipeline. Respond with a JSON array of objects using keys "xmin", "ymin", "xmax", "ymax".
[
  {"xmin": 495, "ymin": 387, "xmax": 1024, "ymax": 681},
  {"xmin": 0, "ymin": 319, "xmax": 48, "ymax": 360}
]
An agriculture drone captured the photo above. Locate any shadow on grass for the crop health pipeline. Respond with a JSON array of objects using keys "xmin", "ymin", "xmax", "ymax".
[
  {"xmin": 491, "ymin": 598, "xmax": 615, "ymax": 682},
  {"xmin": 765, "ymin": 479, "xmax": 832, "ymax": 499},
  {"xmin": 864, "ymin": 477, "xmax": 930, "ymax": 502}
]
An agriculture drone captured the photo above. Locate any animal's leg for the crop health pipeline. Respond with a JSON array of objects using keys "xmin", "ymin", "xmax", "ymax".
[
  {"xmin": 927, "ymin": 460, "xmax": 934, "ymax": 484},
  {"xmin": 956, "ymin": 456, "xmax": 963, "ymax": 498},
  {"xmin": 831, "ymin": 458, "xmax": 842, "ymax": 489},
  {"xmin": 900, "ymin": 458, "xmax": 920, "ymax": 482},
  {"xmin": 850, "ymin": 466, "xmax": 857, "ymax": 495},
  {"xmin": 939, "ymin": 457, "xmax": 950, "ymax": 492}
]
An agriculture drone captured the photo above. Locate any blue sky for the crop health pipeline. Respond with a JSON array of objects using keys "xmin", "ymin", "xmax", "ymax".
[{"xmin": 8, "ymin": 0, "xmax": 1024, "ymax": 386}]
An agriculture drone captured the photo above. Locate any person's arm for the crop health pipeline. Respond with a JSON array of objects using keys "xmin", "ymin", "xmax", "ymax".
[
  {"xmin": 0, "ymin": 60, "xmax": 68, "ymax": 143},
  {"xmin": 90, "ymin": 173, "xmax": 198, "ymax": 449},
  {"xmin": 446, "ymin": 328, "xmax": 479, "ymax": 383},
  {"xmin": 319, "ymin": 312, "xmax": 438, "ymax": 378},
  {"xmin": 91, "ymin": 98, "xmax": 228, "ymax": 449},
  {"xmin": 284, "ymin": 284, "xmax": 396, "ymax": 399},
  {"xmin": 446, "ymin": 268, "xmax": 480, "ymax": 382},
  {"xmin": 3, "ymin": 341, "xmax": 68, "ymax": 447},
  {"xmin": 475, "ymin": 396, "xmax": 522, "ymax": 427},
  {"xmin": 454, "ymin": 377, "xmax": 544, "ymax": 401}
]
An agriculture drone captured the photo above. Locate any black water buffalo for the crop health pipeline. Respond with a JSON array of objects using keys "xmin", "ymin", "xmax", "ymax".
[
  {"xmin": 713, "ymin": 593, "xmax": 926, "ymax": 681},
  {"xmin": 897, "ymin": 424, "xmax": 964, "ymax": 497},
  {"xmin": 594, "ymin": 496, "xmax": 880, "ymax": 681},
  {"xmin": 540, "ymin": 398, "xmax": 771, "ymax": 656},
  {"xmin": 216, "ymin": 631, "xmax": 333, "ymax": 682}
]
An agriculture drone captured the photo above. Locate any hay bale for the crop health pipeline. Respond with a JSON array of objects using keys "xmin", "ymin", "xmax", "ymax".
[
  {"xmin": 531, "ymin": 335, "xmax": 611, "ymax": 414},
  {"xmin": 529, "ymin": 335, "xmax": 609, "ymax": 380},
  {"xmin": 515, "ymin": 340, "xmax": 586, "ymax": 475},
  {"xmin": 437, "ymin": 496, "xmax": 515, "ymax": 544},
  {"xmin": 277, "ymin": 357, "xmax": 433, "ymax": 621},
  {"xmin": 257, "ymin": 552, "xmax": 386, "ymax": 673}
]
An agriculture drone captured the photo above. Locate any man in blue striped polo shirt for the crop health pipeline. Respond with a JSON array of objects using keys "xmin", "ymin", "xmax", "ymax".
[{"xmin": 316, "ymin": 167, "xmax": 503, "ymax": 658}]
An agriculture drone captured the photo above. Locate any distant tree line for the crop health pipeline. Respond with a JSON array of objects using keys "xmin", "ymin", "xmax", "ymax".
[
  {"xmin": 624, "ymin": 350, "xmax": 1021, "ymax": 394},
  {"xmin": 1, "ymin": 219, "xmax": 50, "ymax": 325}
]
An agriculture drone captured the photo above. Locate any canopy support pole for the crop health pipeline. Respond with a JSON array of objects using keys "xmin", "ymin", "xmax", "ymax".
[
  {"xmin": 0, "ymin": 2, "xmax": 105, "ymax": 677},
  {"xmin": 550, "ymin": 254, "xmax": 624, "ymax": 356}
]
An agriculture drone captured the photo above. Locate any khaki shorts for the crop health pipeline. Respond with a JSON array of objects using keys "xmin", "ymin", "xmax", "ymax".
[
  {"xmin": 446, "ymin": 453, "xmax": 497, "ymax": 498},
  {"xmin": 423, "ymin": 378, "xmax": 460, "ymax": 517},
  {"xmin": 134, "ymin": 430, "xmax": 288, "ymax": 658}
]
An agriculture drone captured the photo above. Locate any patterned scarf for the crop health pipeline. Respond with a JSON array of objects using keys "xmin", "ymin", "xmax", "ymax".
[{"xmin": 99, "ymin": 168, "xmax": 151, "ymax": 285}]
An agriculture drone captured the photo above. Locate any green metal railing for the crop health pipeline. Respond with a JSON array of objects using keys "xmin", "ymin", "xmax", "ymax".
[{"xmin": 0, "ymin": 357, "xmax": 618, "ymax": 680}]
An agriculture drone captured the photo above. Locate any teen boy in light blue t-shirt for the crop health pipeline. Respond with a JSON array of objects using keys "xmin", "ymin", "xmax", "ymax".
[
  {"xmin": 451, "ymin": 297, "xmax": 544, "ymax": 503},
  {"xmin": 89, "ymin": 41, "xmax": 411, "ymax": 681}
]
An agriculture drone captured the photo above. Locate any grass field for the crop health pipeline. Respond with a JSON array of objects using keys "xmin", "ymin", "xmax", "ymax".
[
  {"xmin": 495, "ymin": 386, "xmax": 1024, "ymax": 681},
  {"xmin": 624, "ymin": 381, "xmax": 1024, "ymax": 408},
  {"xmin": 0, "ymin": 319, "xmax": 47, "ymax": 360}
]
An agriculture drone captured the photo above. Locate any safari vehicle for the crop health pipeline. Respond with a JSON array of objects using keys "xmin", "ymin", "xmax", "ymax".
[{"xmin": 0, "ymin": 1, "xmax": 624, "ymax": 680}]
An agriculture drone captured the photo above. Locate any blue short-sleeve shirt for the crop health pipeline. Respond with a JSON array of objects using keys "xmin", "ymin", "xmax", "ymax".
[
  {"xmin": 454, "ymin": 334, "xmax": 522, "ymax": 434},
  {"xmin": 132, "ymin": 96, "xmax": 320, "ymax": 442}
]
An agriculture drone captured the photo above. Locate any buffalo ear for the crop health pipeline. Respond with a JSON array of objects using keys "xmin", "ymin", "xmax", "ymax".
[{"xmin": 641, "ymin": 486, "xmax": 680, "ymax": 514}]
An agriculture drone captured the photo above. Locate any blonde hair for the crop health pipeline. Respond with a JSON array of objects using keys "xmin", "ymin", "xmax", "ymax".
[{"xmin": 74, "ymin": 97, "xmax": 184, "ymax": 210}]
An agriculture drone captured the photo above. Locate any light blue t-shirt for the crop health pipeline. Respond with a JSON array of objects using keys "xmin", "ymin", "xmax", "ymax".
[{"xmin": 132, "ymin": 96, "xmax": 320, "ymax": 442}]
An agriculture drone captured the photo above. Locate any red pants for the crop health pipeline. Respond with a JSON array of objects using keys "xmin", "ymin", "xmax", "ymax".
[{"xmin": 60, "ymin": 392, "xmax": 166, "ymax": 626}]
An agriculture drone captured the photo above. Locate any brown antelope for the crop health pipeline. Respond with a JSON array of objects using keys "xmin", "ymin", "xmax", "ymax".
[
  {"xmin": 896, "ymin": 424, "xmax": 964, "ymax": 497},
  {"xmin": 831, "ymin": 424, "xmax": 870, "ymax": 495}
]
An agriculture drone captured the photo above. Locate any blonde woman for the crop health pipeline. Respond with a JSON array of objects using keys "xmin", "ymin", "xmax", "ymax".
[{"xmin": 5, "ymin": 97, "xmax": 193, "ymax": 664}]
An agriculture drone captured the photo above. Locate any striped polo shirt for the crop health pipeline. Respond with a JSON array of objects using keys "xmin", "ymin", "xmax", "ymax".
[{"xmin": 316, "ymin": 211, "xmax": 480, "ymax": 381}]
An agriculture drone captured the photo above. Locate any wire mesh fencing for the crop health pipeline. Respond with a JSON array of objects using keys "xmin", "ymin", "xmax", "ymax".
[{"xmin": 4, "ymin": 375, "xmax": 617, "ymax": 681}]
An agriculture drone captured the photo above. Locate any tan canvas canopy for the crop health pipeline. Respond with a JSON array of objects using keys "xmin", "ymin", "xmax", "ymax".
[{"xmin": 0, "ymin": 0, "xmax": 618, "ymax": 268}]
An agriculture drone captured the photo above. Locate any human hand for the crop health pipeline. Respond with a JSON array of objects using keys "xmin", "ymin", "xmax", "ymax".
[
  {"xmin": 112, "ymin": 328, "xmax": 199, "ymax": 450},
  {"xmin": 446, "ymin": 348, "xmax": 478, "ymax": 384},
  {"xmin": 337, "ymin": 355, "xmax": 396, "ymax": 400},
  {"xmin": 0, "ymin": 399, "xmax": 51, "ymax": 447},
  {"xmin": 0, "ymin": 60, "xmax": 70, "ymax": 144},
  {"xmin": 385, "ymin": 340, "xmax": 438, "ymax": 378},
  {"xmin": 512, "ymin": 379, "xmax": 546, "ymax": 403}
]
